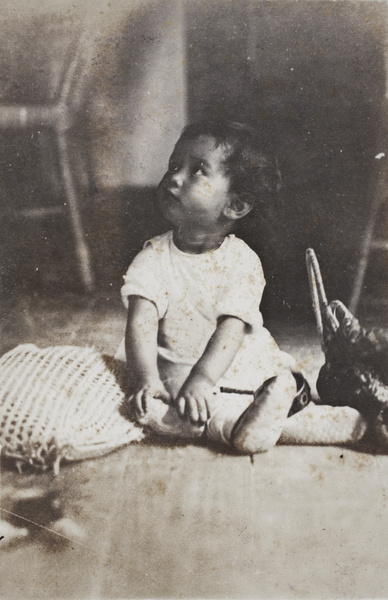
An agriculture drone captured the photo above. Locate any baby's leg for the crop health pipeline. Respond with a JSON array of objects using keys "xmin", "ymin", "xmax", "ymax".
[
  {"xmin": 131, "ymin": 396, "xmax": 205, "ymax": 440},
  {"xmin": 224, "ymin": 372, "xmax": 367, "ymax": 452},
  {"xmin": 205, "ymin": 371, "xmax": 296, "ymax": 452},
  {"xmin": 229, "ymin": 370, "xmax": 297, "ymax": 453},
  {"xmin": 279, "ymin": 403, "xmax": 367, "ymax": 445}
]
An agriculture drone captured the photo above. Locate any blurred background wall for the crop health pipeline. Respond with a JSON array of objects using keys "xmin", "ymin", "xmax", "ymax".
[{"xmin": 1, "ymin": 0, "xmax": 387, "ymax": 321}]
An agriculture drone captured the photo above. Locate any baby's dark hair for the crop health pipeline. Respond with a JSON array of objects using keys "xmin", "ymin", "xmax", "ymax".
[{"xmin": 177, "ymin": 119, "xmax": 281, "ymax": 206}]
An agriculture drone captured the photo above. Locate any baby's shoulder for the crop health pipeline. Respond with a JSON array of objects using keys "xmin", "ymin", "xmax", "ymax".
[
  {"xmin": 226, "ymin": 235, "xmax": 262, "ymax": 264},
  {"xmin": 127, "ymin": 231, "xmax": 172, "ymax": 272},
  {"xmin": 131, "ymin": 230, "xmax": 172, "ymax": 260},
  {"xmin": 142, "ymin": 230, "xmax": 172, "ymax": 252}
]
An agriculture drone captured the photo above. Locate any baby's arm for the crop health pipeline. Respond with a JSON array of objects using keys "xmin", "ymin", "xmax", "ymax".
[
  {"xmin": 125, "ymin": 296, "xmax": 171, "ymax": 416},
  {"xmin": 176, "ymin": 316, "xmax": 246, "ymax": 424}
]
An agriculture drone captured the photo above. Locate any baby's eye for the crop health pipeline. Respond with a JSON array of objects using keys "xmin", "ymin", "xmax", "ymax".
[
  {"xmin": 192, "ymin": 162, "xmax": 207, "ymax": 176},
  {"xmin": 168, "ymin": 163, "xmax": 179, "ymax": 172}
]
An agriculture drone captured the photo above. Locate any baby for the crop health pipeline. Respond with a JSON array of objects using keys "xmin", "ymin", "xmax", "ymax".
[{"xmin": 116, "ymin": 120, "xmax": 366, "ymax": 453}]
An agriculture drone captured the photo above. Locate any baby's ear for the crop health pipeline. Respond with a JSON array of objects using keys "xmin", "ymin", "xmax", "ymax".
[{"xmin": 223, "ymin": 197, "xmax": 253, "ymax": 221}]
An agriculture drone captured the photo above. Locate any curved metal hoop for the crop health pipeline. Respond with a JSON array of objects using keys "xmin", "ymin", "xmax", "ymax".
[{"xmin": 306, "ymin": 248, "xmax": 339, "ymax": 347}]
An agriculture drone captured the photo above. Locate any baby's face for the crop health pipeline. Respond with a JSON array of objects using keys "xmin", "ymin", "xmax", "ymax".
[{"xmin": 157, "ymin": 135, "xmax": 232, "ymax": 230}]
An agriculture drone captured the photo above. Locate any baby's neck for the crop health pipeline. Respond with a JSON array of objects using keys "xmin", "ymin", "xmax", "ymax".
[{"xmin": 173, "ymin": 228, "xmax": 228, "ymax": 254}]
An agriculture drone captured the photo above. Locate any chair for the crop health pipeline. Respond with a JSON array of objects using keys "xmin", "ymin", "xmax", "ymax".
[
  {"xmin": 0, "ymin": 17, "xmax": 94, "ymax": 292},
  {"xmin": 349, "ymin": 154, "xmax": 388, "ymax": 314}
]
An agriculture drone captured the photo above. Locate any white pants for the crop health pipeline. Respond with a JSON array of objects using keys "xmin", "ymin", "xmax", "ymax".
[
  {"xmin": 134, "ymin": 371, "xmax": 367, "ymax": 451},
  {"xmin": 134, "ymin": 371, "xmax": 297, "ymax": 449}
]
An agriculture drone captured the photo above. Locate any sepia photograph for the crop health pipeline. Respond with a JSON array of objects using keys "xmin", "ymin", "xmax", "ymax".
[{"xmin": 1, "ymin": 0, "xmax": 388, "ymax": 598}]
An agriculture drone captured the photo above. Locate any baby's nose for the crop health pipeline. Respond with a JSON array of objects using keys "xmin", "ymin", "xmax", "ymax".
[{"xmin": 168, "ymin": 169, "xmax": 184, "ymax": 188}]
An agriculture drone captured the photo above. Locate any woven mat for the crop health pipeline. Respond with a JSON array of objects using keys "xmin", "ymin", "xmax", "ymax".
[{"xmin": 0, "ymin": 344, "xmax": 144, "ymax": 473}]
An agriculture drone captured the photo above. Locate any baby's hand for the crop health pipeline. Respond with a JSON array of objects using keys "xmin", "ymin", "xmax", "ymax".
[
  {"xmin": 176, "ymin": 373, "xmax": 216, "ymax": 425},
  {"xmin": 128, "ymin": 378, "xmax": 171, "ymax": 419}
]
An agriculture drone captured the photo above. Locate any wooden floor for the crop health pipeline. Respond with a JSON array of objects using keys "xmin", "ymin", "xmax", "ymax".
[{"xmin": 1, "ymin": 294, "xmax": 388, "ymax": 599}]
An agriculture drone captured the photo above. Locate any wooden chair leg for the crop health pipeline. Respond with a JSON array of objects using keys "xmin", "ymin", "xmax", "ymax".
[
  {"xmin": 349, "ymin": 159, "xmax": 387, "ymax": 315},
  {"xmin": 56, "ymin": 129, "xmax": 94, "ymax": 292}
]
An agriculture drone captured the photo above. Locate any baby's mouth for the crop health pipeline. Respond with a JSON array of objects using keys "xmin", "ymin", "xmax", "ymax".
[{"xmin": 159, "ymin": 188, "xmax": 180, "ymax": 203}]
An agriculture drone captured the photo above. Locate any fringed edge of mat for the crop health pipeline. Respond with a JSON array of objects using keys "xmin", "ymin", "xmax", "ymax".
[{"xmin": 1, "ymin": 425, "xmax": 145, "ymax": 475}]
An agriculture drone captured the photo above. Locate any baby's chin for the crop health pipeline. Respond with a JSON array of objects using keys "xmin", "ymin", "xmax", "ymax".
[{"xmin": 157, "ymin": 196, "xmax": 182, "ymax": 225}]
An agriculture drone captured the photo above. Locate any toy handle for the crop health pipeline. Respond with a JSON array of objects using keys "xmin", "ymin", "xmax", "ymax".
[{"xmin": 306, "ymin": 248, "xmax": 339, "ymax": 348}]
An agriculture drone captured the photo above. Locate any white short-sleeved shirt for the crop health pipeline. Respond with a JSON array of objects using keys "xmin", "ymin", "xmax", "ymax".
[{"xmin": 116, "ymin": 230, "xmax": 294, "ymax": 397}]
